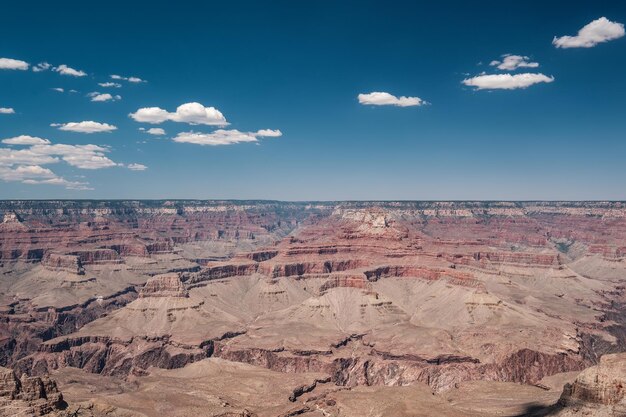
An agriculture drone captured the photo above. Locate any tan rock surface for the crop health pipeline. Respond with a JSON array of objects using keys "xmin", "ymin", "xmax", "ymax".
[{"xmin": 2, "ymin": 201, "xmax": 626, "ymax": 415}]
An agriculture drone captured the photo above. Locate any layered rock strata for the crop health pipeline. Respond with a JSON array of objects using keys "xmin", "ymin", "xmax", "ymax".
[{"xmin": 0, "ymin": 366, "xmax": 65, "ymax": 416}]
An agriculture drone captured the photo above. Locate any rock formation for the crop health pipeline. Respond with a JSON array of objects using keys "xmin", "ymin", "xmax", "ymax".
[
  {"xmin": 139, "ymin": 273, "xmax": 188, "ymax": 298},
  {"xmin": 42, "ymin": 253, "xmax": 85, "ymax": 275},
  {"xmin": 1, "ymin": 201, "xmax": 626, "ymax": 415},
  {"xmin": 555, "ymin": 353, "xmax": 626, "ymax": 416},
  {"xmin": 0, "ymin": 366, "xmax": 65, "ymax": 416}
]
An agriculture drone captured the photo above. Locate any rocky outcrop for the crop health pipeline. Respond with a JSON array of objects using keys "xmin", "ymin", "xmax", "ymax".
[
  {"xmin": 0, "ymin": 366, "xmax": 65, "ymax": 416},
  {"xmin": 363, "ymin": 265, "xmax": 479, "ymax": 287},
  {"xmin": 473, "ymin": 252, "xmax": 561, "ymax": 267},
  {"xmin": 489, "ymin": 349, "xmax": 584, "ymax": 385},
  {"xmin": 18, "ymin": 336, "xmax": 208, "ymax": 378},
  {"xmin": 556, "ymin": 353, "xmax": 626, "ymax": 416},
  {"xmin": 68, "ymin": 249, "xmax": 122, "ymax": 265},
  {"xmin": 0, "ymin": 211, "xmax": 27, "ymax": 231},
  {"xmin": 214, "ymin": 342, "xmax": 585, "ymax": 393},
  {"xmin": 258, "ymin": 259, "xmax": 369, "ymax": 278},
  {"xmin": 318, "ymin": 275, "xmax": 369, "ymax": 294},
  {"xmin": 145, "ymin": 241, "xmax": 173, "ymax": 254},
  {"xmin": 245, "ymin": 250, "xmax": 279, "ymax": 262},
  {"xmin": 0, "ymin": 288, "xmax": 138, "ymax": 368},
  {"xmin": 139, "ymin": 273, "xmax": 188, "ymax": 298},
  {"xmin": 187, "ymin": 263, "xmax": 259, "ymax": 285},
  {"xmin": 102, "ymin": 241, "xmax": 174, "ymax": 257},
  {"xmin": 41, "ymin": 253, "xmax": 84, "ymax": 275},
  {"xmin": 100, "ymin": 243, "xmax": 148, "ymax": 257}
]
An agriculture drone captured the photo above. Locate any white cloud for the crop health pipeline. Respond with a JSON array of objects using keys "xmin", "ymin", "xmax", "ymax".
[
  {"xmin": 0, "ymin": 165, "xmax": 90, "ymax": 190},
  {"xmin": 0, "ymin": 148, "xmax": 58, "ymax": 166},
  {"xmin": 554, "ymin": 17, "xmax": 625, "ymax": 48},
  {"xmin": 0, "ymin": 58, "xmax": 29, "ymax": 70},
  {"xmin": 23, "ymin": 177, "xmax": 91, "ymax": 190},
  {"xmin": 173, "ymin": 129, "xmax": 281, "ymax": 146},
  {"xmin": 110, "ymin": 74, "xmax": 145, "ymax": 83},
  {"xmin": 0, "ymin": 165, "xmax": 56, "ymax": 182},
  {"xmin": 489, "ymin": 54, "xmax": 539, "ymax": 71},
  {"xmin": 127, "ymin": 163, "xmax": 147, "ymax": 171},
  {"xmin": 52, "ymin": 121, "xmax": 117, "ymax": 133},
  {"xmin": 129, "ymin": 102, "xmax": 228, "ymax": 126},
  {"xmin": 0, "ymin": 146, "xmax": 115, "ymax": 170},
  {"xmin": 2, "ymin": 135, "xmax": 51, "ymax": 145},
  {"xmin": 131, "ymin": 107, "xmax": 169, "ymax": 123},
  {"xmin": 54, "ymin": 64, "xmax": 87, "ymax": 77},
  {"xmin": 98, "ymin": 82, "xmax": 122, "ymax": 88},
  {"xmin": 256, "ymin": 129, "xmax": 282, "ymax": 137},
  {"xmin": 173, "ymin": 130, "xmax": 257, "ymax": 146},
  {"xmin": 0, "ymin": 108, "xmax": 15, "ymax": 114},
  {"xmin": 52, "ymin": 87, "xmax": 64, "ymax": 93},
  {"xmin": 358, "ymin": 92, "xmax": 425, "ymax": 107},
  {"xmin": 87, "ymin": 92, "xmax": 121, "ymax": 102},
  {"xmin": 32, "ymin": 62, "xmax": 51, "ymax": 72},
  {"xmin": 462, "ymin": 73, "xmax": 554, "ymax": 90},
  {"xmin": 28, "ymin": 144, "xmax": 118, "ymax": 169},
  {"xmin": 144, "ymin": 128, "xmax": 166, "ymax": 135},
  {"xmin": 0, "ymin": 136, "xmax": 119, "ymax": 190}
]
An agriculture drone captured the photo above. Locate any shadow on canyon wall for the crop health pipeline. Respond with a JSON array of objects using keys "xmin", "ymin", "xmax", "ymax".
[{"xmin": 513, "ymin": 403, "xmax": 561, "ymax": 417}]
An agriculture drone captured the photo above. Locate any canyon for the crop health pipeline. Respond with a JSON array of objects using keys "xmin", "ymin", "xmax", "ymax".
[{"xmin": 1, "ymin": 200, "xmax": 626, "ymax": 416}]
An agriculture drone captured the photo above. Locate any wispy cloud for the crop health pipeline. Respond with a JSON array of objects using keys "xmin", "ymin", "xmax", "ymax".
[
  {"xmin": 98, "ymin": 82, "xmax": 122, "ymax": 88},
  {"xmin": 28, "ymin": 144, "xmax": 119, "ymax": 169},
  {"xmin": 32, "ymin": 62, "xmax": 51, "ymax": 72},
  {"xmin": 54, "ymin": 64, "xmax": 87, "ymax": 77},
  {"xmin": 256, "ymin": 129, "xmax": 282, "ymax": 137},
  {"xmin": 0, "ymin": 108, "xmax": 15, "ymax": 114},
  {"xmin": 0, "ymin": 165, "xmax": 89, "ymax": 189},
  {"xmin": 139, "ymin": 127, "xmax": 166, "ymax": 135},
  {"xmin": 22, "ymin": 177, "xmax": 91, "ymax": 189},
  {"xmin": 358, "ymin": 92, "xmax": 426, "ymax": 107},
  {"xmin": 173, "ymin": 128, "xmax": 281, "ymax": 146},
  {"xmin": 51, "ymin": 121, "xmax": 118, "ymax": 133},
  {"xmin": 0, "ymin": 135, "xmax": 129, "ymax": 189},
  {"xmin": 87, "ymin": 92, "xmax": 121, "ymax": 102},
  {"xmin": 553, "ymin": 17, "xmax": 625, "ymax": 48},
  {"xmin": 2, "ymin": 135, "xmax": 51, "ymax": 145},
  {"xmin": 130, "ymin": 102, "xmax": 228, "ymax": 126},
  {"xmin": 489, "ymin": 54, "xmax": 539, "ymax": 71},
  {"xmin": 462, "ymin": 73, "xmax": 554, "ymax": 90},
  {"xmin": 0, "ymin": 57, "xmax": 29, "ymax": 70},
  {"xmin": 127, "ymin": 163, "xmax": 147, "ymax": 171},
  {"xmin": 110, "ymin": 74, "xmax": 145, "ymax": 83}
]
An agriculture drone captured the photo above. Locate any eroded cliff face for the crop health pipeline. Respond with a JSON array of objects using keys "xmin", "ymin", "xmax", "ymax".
[
  {"xmin": 554, "ymin": 353, "xmax": 626, "ymax": 416},
  {"xmin": 0, "ymin": 366, "xmax": 65, "ymax": 416},
  {"xmin": 139, "ymin": 273, "xmax": 188, "ymax": 298},
  {"xmin": 0, "ymin": 200, "xmax": 310, "ymax": 264},
  {"xmin": 0, "ymin": 287, "xmax": 138, "ymax": 368},
  {"xmin": 0, "ymin": 201, "xmax": 306, "ymax": 370},
  {"xmin": 1, "ymin": 201, "xmax": 626, "ymax": 412}
]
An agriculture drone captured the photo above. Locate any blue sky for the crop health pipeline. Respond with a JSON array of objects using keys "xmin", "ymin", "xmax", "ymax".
[{"xmin": 1, "ymin": 0, "xmax": 625, "ymax": 200}]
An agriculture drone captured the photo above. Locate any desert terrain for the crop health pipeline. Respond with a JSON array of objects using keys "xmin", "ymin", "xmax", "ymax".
[{"xmin": 1, "ymin": 200, "xmax": 626, "ymax": 416}]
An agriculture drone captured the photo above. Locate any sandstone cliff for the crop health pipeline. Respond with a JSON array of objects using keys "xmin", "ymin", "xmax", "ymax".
[
  {"xmin": 0, "ymin": 367, "xmax": 65, "ymax": 416},
  {"xmin": 555, "ymin": 353, "xmax": 626, "ymax": 416}
]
